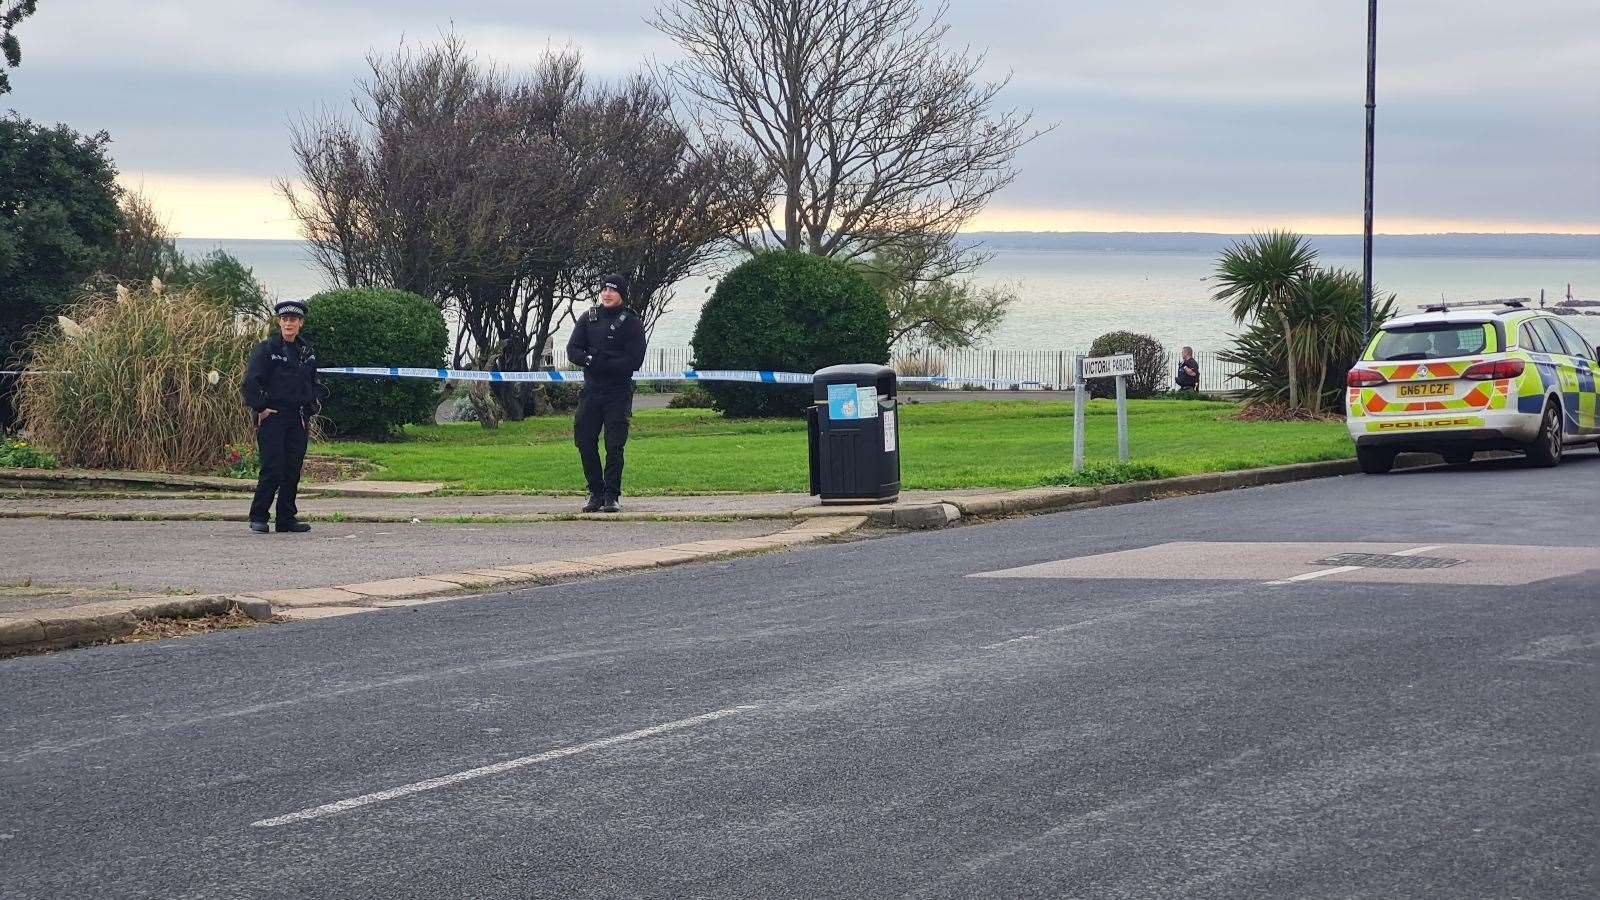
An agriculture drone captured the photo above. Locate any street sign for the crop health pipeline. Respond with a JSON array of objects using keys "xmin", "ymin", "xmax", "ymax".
[
  {"xmin": 1072, "ymin": 354, "xmax": 1135, "ymax": 470},
  {"xmin": 1079, "ymin": 354, "xmax": 1136, "ymax": 379}
]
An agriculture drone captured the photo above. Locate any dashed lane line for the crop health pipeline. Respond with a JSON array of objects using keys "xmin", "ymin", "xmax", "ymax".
[{"xmin": 251, "ymin": 704, "xmax": 759, "ymax": 828}]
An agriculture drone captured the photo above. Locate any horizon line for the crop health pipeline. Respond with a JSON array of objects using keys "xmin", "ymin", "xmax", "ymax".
[{"xmin": 175, "ymin": 229, "xmax": 1600, "ymax": 242}]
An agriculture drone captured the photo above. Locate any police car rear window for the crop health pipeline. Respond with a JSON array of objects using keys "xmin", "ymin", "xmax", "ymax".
[{"xmin": 1372, "ymin": 324, "xmax": 1488, "ymax": 361}]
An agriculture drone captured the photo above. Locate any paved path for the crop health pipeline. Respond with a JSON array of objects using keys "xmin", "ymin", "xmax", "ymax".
[
  {"xmin": 2, "ymin": 453, "xmax": 1596, "ymax": 897},
  {"xmin": 0, "ymin": 519, "xmax": 787, "ymax": 596},
  {"xmin": 0, "ymin": 488, "xmax": 996, "ymax": 520}
]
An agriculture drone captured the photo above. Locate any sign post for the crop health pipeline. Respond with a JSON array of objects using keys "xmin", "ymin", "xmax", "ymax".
[
  {"xmin": 1073, "ymin": 376, "xmax": 1086, "ymax": 472},
  {"xmin": 1115, "ymin": 372, "xmax": 1128, "ymax": 462},
  {"xmin": 1074, "ymin": 354, "xmax": 1136, "ymax": 472}
]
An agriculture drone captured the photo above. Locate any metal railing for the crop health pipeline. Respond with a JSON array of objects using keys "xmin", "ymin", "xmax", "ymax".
[{"xmin": 627, "ymin": 347, "xmax": 1244, "ymax": 393}]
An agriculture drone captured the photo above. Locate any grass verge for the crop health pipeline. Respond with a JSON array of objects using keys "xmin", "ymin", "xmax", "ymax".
[{"xmin": 318, "ymin": 400, "xmax": 1353, "ymax": 494}]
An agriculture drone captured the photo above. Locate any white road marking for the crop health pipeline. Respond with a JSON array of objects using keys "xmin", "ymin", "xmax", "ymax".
[
  {"xmin": 983, "ymin": 634, "xmax": 1041, "ymax": 649},
  {"xmin": 1265, "ymin": 545, "xmax": 1448, "ymax": 585},
  {"xmin": 1391, "ymin": 545, "xmax": 1444, "ymax": 557},
  {"xmin": 251, "ymin": 704, "xmax": 758, "ymax": 828},
  {"xmin": 1264, "ymin": 566, "xmax": 1363, "ymax": 586}
]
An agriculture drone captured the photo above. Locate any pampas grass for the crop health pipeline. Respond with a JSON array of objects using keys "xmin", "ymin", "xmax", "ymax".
[{"xmin": 17, "ymin": 285, "xmax": 265, "ymax": 473}]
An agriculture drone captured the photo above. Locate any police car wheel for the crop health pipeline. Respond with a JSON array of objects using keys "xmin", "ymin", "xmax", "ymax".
[
  {"xmin": 1524, "ymin": 403, "xmax": 1563, "ymax": 468},
  {"xmin": 1357, "ymin": 446, "xmax": 1395, "ymax": 474}
]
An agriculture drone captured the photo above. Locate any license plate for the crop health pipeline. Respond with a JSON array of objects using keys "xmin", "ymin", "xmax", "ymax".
[{"xmin": 1398, "ymin": 383, "xmax": 1453, "ymax": 398}]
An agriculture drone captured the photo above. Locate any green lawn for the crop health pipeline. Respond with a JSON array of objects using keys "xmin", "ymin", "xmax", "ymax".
[{"xmin": 317, "ymin": 399, "xmax": 1354, "ymax": 495}]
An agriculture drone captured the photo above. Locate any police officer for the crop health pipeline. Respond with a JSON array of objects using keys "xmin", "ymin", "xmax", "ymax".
[
  {"xmin": 566, "ymin": 274, "xmax": 647, "ymax": 512},
  {"xmin": 243, "ymin": 300, "xmax": 320, "ymax": 533},
  {"xmin": 1175, "ymin": 346, "xmax": 1200, "ymax": 392}
]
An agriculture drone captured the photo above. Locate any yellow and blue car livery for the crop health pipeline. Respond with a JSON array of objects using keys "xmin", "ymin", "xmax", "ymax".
[{"xmin": 1345, "ymin": 300, "xmax": 1600, "ymax": 473}]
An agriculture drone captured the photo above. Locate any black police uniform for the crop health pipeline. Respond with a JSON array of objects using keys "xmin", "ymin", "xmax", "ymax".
[
  {"xmin": 566, "ymin": 302, "xmax": 647, "ymax": 505},
  {"xmin": 1176, "ymin": 357, "xmax": 1200, "ymax": 390},
  {"xmin": 243, "ymin": 332, "xmax": 319, "ymax": 527}
]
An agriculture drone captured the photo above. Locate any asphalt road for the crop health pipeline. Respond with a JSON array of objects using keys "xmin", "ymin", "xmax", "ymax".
[{"xmin": 3, "ymin": 450, "xmax": 1597, "ymax": 898}]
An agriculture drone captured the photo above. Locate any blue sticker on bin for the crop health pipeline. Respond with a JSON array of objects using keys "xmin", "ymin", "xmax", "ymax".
[{"xmin": 827, "ymin": 383, "xmax": 859, "ymax": 420}]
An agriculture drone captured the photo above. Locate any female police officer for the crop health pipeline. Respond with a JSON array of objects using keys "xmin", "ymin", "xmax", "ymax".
[{"xmin": 242, "ymin": 300, "xmax": 320, "ymax": 534}]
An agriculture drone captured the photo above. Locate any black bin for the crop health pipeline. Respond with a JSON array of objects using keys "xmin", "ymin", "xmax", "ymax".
[{"xmin": 807, "ymin": 364, "xmax": 900, "ymax": 503}]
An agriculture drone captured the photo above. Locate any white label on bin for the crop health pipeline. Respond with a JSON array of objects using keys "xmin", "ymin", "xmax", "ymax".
[
  {"xmin": 883, "ymin": 410, "xmax": 897, "ymax": 452},
  {"xmin": 856, "ymin": 386, "xmax": 878, "ymax": 419}
]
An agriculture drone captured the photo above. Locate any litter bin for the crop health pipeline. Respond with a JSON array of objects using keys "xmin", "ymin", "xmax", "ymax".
[{"xmin": 807, "ymin": 364, "xmax": 900, "ymax": 503}]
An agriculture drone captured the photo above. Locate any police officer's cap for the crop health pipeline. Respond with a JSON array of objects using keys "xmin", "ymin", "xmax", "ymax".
[
  {"xmin": 600, "ymin": 274, "xmax": 629, "ymax": 302},
  {"xmin": 274, "ymin": 300, "xmax": 309, "ymax": 318}
]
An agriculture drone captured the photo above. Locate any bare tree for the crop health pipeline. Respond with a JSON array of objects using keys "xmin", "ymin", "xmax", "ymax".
[
  {"xmin": 281, "ymin": 37, "xmax": 763, "ymax": 418},
  {"xmin": 572, "ymin": 75, "xmax": 775, "ymax": 336},
  {"xmin": 654, "ymin": 0, "xmax": 1043, "ymax": 269}
]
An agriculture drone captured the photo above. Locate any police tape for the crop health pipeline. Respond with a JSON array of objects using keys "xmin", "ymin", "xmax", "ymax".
[
  {"xmin": 316, "ymin": 366, "xmax": 815, "ymax": 384},
  {"xmin": 315, "ymin": 366, "xmax": 1042, "ymax": 388},
  {"xmin": 1, "ymin": 366, "xmax": 1043, "ymax": 388}
]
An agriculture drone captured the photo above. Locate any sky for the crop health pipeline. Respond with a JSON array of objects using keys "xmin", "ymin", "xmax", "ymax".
[{"xmin": 5, "ymin": 0, "xmax": 1598, "ymax": 240}]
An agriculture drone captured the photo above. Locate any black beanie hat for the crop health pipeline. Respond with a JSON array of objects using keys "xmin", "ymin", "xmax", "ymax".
[{"xmin": 600, "ymin": 273, "xmax": 629, "ymax": 302}]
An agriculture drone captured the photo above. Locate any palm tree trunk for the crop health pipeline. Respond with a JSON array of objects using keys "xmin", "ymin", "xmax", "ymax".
[
  {"xmin": 1280, "ymin": 316, "xmax": 1301, "ymax": 410},
  {"xmin": 1307, "ymin": 356, "xmax": 1327, "ymax": 415}
]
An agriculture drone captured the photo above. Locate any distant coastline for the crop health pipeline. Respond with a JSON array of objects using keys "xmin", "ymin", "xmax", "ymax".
[
  {"xmin": 957, "ymin": 232, "xmax": 1600, "ymax": 259},
  {"xmin": 183, "ymin": 231, "xmax": 1600, "ymax": 260}
]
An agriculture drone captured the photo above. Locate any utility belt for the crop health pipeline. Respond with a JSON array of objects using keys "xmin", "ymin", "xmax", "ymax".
[{"xmin": 259, "ymin": 405, "xmax": 311, "ymax": 425}]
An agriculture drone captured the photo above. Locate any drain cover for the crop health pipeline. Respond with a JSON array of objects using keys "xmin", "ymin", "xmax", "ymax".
[{"xmin": 1314, "ymin": 552, "xmax": 1465, "ymax": 570}]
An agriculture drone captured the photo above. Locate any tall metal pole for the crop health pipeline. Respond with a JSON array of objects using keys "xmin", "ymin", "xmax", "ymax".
[{"xmin": 1362, "ymin": 0, "xmax": 1378, "ymax": 336}]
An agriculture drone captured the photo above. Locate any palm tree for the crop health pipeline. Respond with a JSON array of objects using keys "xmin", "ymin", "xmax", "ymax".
[
  {"xmin": 1217, "ymin": 262, "xmax": 1398, "ymax": 414},
  {"xmin": 1212, "ymin": 231, "xmax": 1319, "ymax": 410},
  {"xmin": 1290, "ymin": 267, "xmax": 1393, "ymax": 414}
]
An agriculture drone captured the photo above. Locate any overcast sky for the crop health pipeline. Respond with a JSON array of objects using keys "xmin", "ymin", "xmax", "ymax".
[{"xmin": 6, "ymin": 0, "xmax": 1597, "ymax": 239}]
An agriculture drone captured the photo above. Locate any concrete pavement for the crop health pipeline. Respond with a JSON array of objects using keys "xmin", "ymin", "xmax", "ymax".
[
  {"xmin": 0, "ymin": 518, "xmax": 795, "ymax": 595},
  {"xmin": 2, "ymin": 452, "xmax": 1595, "ymax": 896}
]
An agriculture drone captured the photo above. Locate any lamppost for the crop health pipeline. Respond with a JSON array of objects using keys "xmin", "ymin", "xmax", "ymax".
[{"xmin": 1362, "ymin": 0, "xmax": 1377, "ymax": 335}]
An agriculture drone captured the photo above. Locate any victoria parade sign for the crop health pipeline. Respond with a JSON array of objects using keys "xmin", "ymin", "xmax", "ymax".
[
  {"xmin": 1072, "ymin": 354, "xmax": 1137, "ymax": 471},
  {"xmin": 1079, "ymin": 354, "xmax": 1136, "ymax": 379}
]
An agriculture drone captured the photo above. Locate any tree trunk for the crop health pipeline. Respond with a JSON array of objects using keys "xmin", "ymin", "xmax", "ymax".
[
  {"xmin": 1281, "ymin": 316, "xmax": 1301, "ymax": 411},
  {"xmin": 493, "ymin": 334, "xmax": 531, "ymax": 421},
  {"xmin": 1307, "ymin": 353, "xmax": 1329, "ymax": 416}
]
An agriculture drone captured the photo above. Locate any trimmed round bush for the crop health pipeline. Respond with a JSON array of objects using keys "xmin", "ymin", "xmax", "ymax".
[
  {"xmin": 303, "ymin": 288, "xmax": 448, "ymax": 438},
  {"xmin": 1086, "ymin": 331, "xmax": 1167, "ymax": 399},
  {"xmin": 691, "ymin": 252, "xmax": 891, "ymax": 418}
]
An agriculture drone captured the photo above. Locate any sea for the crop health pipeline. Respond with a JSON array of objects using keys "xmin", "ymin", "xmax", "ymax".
[{"xmin": 176, "ymin": 235, "xmax": 1600, "ymax": 354}]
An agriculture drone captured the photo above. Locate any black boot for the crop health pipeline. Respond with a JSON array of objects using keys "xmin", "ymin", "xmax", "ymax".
[
  {"xmin": 582, "ymin": 494, "xmax": 603, "ymax": 513},
  {"xmin": 249, "ymin": 520, "xmax": 269, "ymax": 534},
  {"xmin": 600, "ymin": 496, "xmax": 620, "ymax": 513},
  {"xmin": 276, "ymin": 520, "xmax": 312, "ymax": 533}
]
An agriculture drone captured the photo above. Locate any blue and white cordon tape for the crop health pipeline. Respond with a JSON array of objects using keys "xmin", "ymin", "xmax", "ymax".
[
  {"xmin": 315, "ymin": 366, "xmax": 1040, "ymax": 388},
  {"xmin": 2, "ymin": 366, "xmax": 1040, "ymax": 388},
  {"xmin": 317, "ymin": 366, "xmax": 814, "ymax": 384}
]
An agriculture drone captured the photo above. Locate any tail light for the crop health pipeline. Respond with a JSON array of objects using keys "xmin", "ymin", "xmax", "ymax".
[
  {"xmin": 1462, "ymin": 359, "xmax": 1524, "ymax": 380},
  {"xmin": 1347, "ymin": 368, "xmax": 1385, "ymax": 387}
]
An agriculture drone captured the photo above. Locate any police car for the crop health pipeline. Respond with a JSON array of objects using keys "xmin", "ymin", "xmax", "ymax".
[{"xmin": 1346, "ymin": 298, "xmax": 1600, "ymax": 474}]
